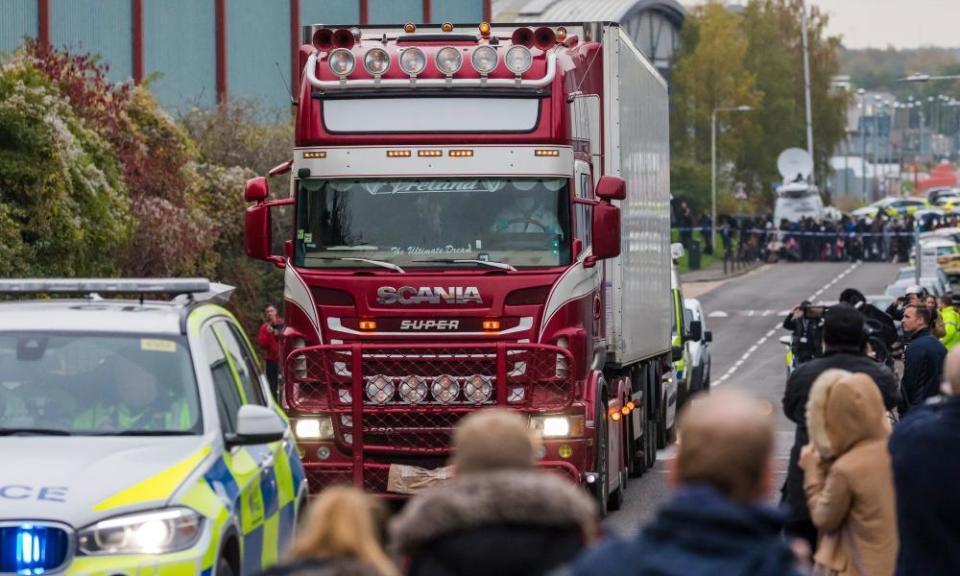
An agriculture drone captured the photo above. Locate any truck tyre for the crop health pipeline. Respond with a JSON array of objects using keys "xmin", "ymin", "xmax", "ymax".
[
  {"xmin": 644, "ymin": 369, "xmax": 658, "ymax": 469},
  {"xmin": 657, "ymin": 390, "xmax": 668, "ymax": 449},
  {"xmin": 627, "ymin": 369, "xmax": 646, "ymax": 478},
  {"xmin": 593, "ymin": 389, "xmax": 609, "ymax": 517},
  {"xmin": 609, "ymin": 466, "xmax": 625, "ymax": 511}
]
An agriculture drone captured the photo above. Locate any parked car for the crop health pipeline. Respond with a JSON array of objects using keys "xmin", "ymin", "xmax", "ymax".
[
  {"xmin": 683, "ymin": 298, "xmax": 712, "ymax": 394},
  {"xmin": 917, "ymin": 238, "xmax": 960, "ymax": 279}
]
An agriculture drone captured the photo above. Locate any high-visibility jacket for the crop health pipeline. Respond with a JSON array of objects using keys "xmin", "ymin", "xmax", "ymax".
[
  {"xmin": 941, "ymin": 305, "xmax": 960, "ymax": 349},
  {"xmin": 74, "ymin": 399, "xmax": 192, "ymax": 430}
]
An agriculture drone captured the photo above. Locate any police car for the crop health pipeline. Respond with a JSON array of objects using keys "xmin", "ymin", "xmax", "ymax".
[{"xmin": 0, "ymin": 279, "xmax": 306, "ymax": 576}]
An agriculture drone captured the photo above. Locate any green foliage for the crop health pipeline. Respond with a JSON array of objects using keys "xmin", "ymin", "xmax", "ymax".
[
  {"xmin": 0, "ymin": 59, "xmax": 130, "ymax": 276},
  {"xmin": 0, "ymin": 42, "xmax": 286, "ymax": 335},
  {"xmin": 670, "ymin": 0, "xmax": 848, "ymax": 214}
]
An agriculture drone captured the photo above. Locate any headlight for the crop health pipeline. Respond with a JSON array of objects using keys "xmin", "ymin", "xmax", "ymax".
[
  {"xmin": 399, "ymin": 47, "xmax": 426, "ymax": 75},
  {"xmin": 328, "ymin": 48, "xmax": 355, "ymax": 76},
  {"xmin": 530, "ymin": 415, "xmax": 584, "ymax": 438},
  {"xmin": 363, "ymin": 48, "xmax": 391, "ymax": 75},
  {"xmin": 366, "ymin": 375, "xmax": 395, "ymax": 405},
  {"xmin": 464, "ymin": 375, "xmax": 493, "ymax": 404},
  {"xmin": 471, "ymin": 46, "xmax": 498, "ymax": 74},
  {"xmin": 431, "ymin": 375, "xmax": 460, "ymax": 404},
  {"xmin": 399, "ymin": 375, "xmax": 428, "ymax": 404},
  {"xmin": 504, "ymin": 45, "xmax": 532, "ymax": 74},
  {"xmin": 78, "ymin": 508, "xmax": 202, "ymax": 555},
  {"xmin": 294, "ymin": 416, "xmax": 333, "ymax": 440},
  {"xmin": 435, "ymin": 47, "xmax": 463, "ymax": 75}
]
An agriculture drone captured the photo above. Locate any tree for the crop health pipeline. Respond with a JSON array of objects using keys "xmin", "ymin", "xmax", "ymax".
[{"xmin": 671, "ymin": 2, "xmax": 759, "ymax": 214}]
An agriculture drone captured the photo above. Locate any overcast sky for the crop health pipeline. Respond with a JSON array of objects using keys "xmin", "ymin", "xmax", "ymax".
[{"xmin": 709, "ymin": 0, "xmax": 960, "ymax": 49}]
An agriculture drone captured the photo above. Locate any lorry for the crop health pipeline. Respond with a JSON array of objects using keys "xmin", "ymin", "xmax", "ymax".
[{"xmin": 243, "ymin": 20, "xmax": 674, "ymax": 512}]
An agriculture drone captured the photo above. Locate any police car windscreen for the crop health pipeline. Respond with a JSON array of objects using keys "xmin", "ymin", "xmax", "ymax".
[
  {"xmin": 0, "ymin": 333, "xmax": 201, "ymax": 435},
  {"xmin": 294, "ymin": 177, "xmax": 572, "ymax": 269}
]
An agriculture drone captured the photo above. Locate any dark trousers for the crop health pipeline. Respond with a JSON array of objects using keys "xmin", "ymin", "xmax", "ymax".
[
  {"xmin": 784, "ymin": 518, "xmax": 818, "ymax": 559},
  {"xmin": 266, "ymin": 360, "xmax": 280, "ymax": 400}
]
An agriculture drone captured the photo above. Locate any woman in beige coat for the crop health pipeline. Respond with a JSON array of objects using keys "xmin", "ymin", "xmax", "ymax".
[{"xmin": 799, "ymin": 370, "xmax": 898, "ymax": 576}]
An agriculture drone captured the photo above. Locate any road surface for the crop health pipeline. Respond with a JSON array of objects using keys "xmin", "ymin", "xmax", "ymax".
[{"xmin": 605, "ymin": 261, "xmax": 901, "ymax": 535}]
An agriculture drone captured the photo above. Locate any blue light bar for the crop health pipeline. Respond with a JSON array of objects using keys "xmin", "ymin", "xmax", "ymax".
[
  {"xmin": 0, "ymin": 524, "xmax": 69, "ymax": 574},
  {"xmin": 0, "ymin": 278, "xmax": 211, "ymax": 295}
]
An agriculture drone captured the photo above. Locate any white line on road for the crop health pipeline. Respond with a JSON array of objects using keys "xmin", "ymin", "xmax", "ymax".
[
  {"xmin": 715, "ymin": 262, "xmax": 861, "ymax": 388},
  {"xmin": 708, "ymin": 311, "xmax": 728, "ymax": 318}
]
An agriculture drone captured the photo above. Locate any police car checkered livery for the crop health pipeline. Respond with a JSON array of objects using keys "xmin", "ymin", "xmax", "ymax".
[{"xmin": 0, "ymin": 279, "xmax": 307, "ymax": 575}]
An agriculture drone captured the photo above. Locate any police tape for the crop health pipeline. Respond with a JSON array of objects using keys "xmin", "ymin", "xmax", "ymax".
[{"xmin": 672, "ymin": 227, "xmax": 926, "ymax": 238}]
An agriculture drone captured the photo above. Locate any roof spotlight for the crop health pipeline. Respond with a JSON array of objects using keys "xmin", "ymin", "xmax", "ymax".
[
  {"xmin": 399, "ymin": 47, "xmax": 427, "ymax": 75},
  {"xmin": 471, "ymin": 45, "xmax": 498, "ymax": 75},
  {"xmin": 328, "ymin": 48, "xmax": 356, "ymax": 77},
  {"xmin": 364, "ymin": 47, "xmax": 391, "ymax": 76},
  {"xmin": 435, "ymin": 46, "xmax": 463, "ymax": 75},
  {"xmin": 504, "ymin": 45, "xmax": 532, "ymax": 75}
]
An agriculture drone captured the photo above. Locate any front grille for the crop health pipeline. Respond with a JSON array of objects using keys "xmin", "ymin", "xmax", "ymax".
[{"xmin": 0, "ymin": 523, "xmax": 71, "ymax": 574}]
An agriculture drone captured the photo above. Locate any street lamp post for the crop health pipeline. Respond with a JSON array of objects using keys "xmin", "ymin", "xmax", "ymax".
[{"xmin": 711, "ymin": 105, "xmax": 752, "ymax": 250}]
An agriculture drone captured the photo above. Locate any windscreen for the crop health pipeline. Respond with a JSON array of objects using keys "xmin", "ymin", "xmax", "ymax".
[
  {"xmin": 295, "ymin": 177, "xmax": 571, "ymax": 269},
  {"xmin": 0, "ymin": 333, "xmax": 201, "ymax": 435}
]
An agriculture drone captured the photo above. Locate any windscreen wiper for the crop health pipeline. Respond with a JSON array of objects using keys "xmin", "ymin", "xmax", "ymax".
[
  {"xmin": 318, "ymin": 257, "xmax": 406, "ymax": 273},
  {"xmin": 89, "ymin": 430, "xmax": 197, "ymax": 436},
  {"xmin": 0, "ymin": 427, "xmax": 72, "ymax": 436},
  {"xmin": 413, "ymin": 258, "xmax": 517, "ymax": 271}
]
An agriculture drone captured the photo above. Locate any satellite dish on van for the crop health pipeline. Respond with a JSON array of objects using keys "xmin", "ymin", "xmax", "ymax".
[{"xmin": 777, "ymin": 148, "xmax": 813, "ymax": 183}]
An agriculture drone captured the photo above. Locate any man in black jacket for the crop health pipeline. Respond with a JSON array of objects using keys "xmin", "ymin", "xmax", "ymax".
[
  {"xmin": 781, "ymin": 304, "xmax": 899, "ymax": 552},
  {"xmin": 889, "ymin": 345, "xmax": 960, "ymax": 576},
  {"xmin": 900, "ymin": 303, "xmax": 947, "ymax": 414}
]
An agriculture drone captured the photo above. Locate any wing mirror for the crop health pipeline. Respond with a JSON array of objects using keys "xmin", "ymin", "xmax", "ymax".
[
  {"xmin": 227, "ymin": 405, "xmax": 286, "ymax": 447},
  {"xmin": 688, "ymin": 320, "xmax": 703, "ymax": 342},
  {"xmin": 672, "ymin": 345, "xmax": 684, "ymax": 362},
  {"xmin": 704, "ymin": 330, "xmax": 713, "ymax": 343},
  {"xmin": 595, "ymin": 175, "xmax": 626, "ymax": 201}
]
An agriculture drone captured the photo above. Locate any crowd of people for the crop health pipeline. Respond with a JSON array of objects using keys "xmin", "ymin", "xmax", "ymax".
[
  {"xmin": 674, "ymin": 203, "xmax": 960, "ymax": 264},
  {"xmin": 256, "ymin": 287, "xmax": 957, "ymax": 576}
]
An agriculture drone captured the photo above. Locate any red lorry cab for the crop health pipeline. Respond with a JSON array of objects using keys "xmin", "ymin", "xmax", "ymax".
[{"xmin": 244, "ymin": 21, "xmax": 674, "ymax": 512}]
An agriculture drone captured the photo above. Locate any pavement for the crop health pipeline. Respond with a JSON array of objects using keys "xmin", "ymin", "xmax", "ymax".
[{"xmin": 604, "ymin": 261, "xmax": 902, "ymax": 536}]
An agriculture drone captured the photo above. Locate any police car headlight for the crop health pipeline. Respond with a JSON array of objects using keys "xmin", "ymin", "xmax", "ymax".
[
  {"xmin": 78, "ymin": 508, "xmax": 202, "ymax": 555},
  {"xmin": 294, "ymin": 416, "xmax": 334, "ymax": 440}
]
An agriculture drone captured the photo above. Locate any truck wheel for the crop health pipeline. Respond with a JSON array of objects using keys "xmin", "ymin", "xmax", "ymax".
[
  {"xmin": 608, "ymin": 467, "xmax": 625, "ymax": 511},
  {"xmin": 645, "ymin": 376, "xmax": 658, "ymax": 469},
  {"xmin": 593, "ymin": 392, "xmax": 609, "ymax": 516},
  {"xmin": 656, "ymin": 392, "xmax": 668, "ymax": 449},
  {"xmin": 627, "ymin": 371, "xmax": 646, "ymax": 478}
]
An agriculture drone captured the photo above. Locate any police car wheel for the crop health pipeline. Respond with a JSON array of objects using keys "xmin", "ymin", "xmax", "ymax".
[{"xmin": 217, "ymin": 556, "xmax": 235, "ymax": 576}]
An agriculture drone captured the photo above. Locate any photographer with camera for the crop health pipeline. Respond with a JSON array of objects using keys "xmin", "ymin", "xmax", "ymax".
[
  {"xmin": 257, "ymin": 304, "xmax": 285, "ymax": 400},
  {"xmin": 783, "ymin": 300, "xmax": 822, "ymax": 365},
  {"xmin": 781, "ymin": 304, "xmax": 900, "ymax": 552}
]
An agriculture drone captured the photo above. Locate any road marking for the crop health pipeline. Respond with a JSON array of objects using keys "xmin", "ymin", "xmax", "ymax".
[
  {"xmin": 708, "ymin": 311, "xmax": 728, "ymax": 318},
  {"xmin": 715, "ymin": 262, "xmax": 861, "ymax": 388}
]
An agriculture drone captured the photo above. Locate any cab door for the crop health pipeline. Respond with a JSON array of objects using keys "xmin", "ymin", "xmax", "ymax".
[{"xmin": 203, "ymin": 320, "xmax": 294, "ymax": 574}]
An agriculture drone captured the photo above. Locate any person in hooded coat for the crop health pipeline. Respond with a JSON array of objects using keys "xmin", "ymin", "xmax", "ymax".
[
  {"xmin": 800, "ymin": 370, "xmax": 898, "ymax": 576},
  {"xmin": 390, "ymin": 409, "xmax": 597, "ymax": 576},
  {"xmin": 571, "ymin": 389, "xmax": 803, "ymax": 576}
]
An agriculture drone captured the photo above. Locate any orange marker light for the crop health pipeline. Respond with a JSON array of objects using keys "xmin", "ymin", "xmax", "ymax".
[
  {"xmin": 482, "ymin": 319, "xmax": 501, "ymax": 331},
  {"xmin": 535, "ymin": 149, "xmax": 560, "ymax": 157},
  {"xmin": 417, "ymin": 149, "xmax": 443, "ymax": 157},
  {"xmin": 441, "ymin": 22, "xmax": 454, "ymax": 33},
  {"xmin": 610, "ymin": 411, "xmax": 621, "ymax": 422},
  {"xmin": 626, "ymin": 401, "xmax": 636, "ymax": 411},
  {"xmin": 621, "ymin": 406, "xmax": 631, "ymax": 416},
  {"xmin": 386, "ymin": 150, "xmax": 412, "ymax": 158},
  {"xmin": 448, "ymin": 149, "xmax": 474, "ymax": 157},
  {"xmin": 359, "ymin": 320, "xmax": 377, "ymax": 331},
  {"xmin": 556, "ymin": 26, "xmax": 567, "ymax": 42},
  {"xmin": 303, "ymin": 151, "xmax": 326, "ymax": 159},
  {"xmin": 403, "ymin": 23, "xmax": 416, "ymax": 33},
  {"xmin": 479, "ymin": 22, "xmax": 491, "ymax": 37}
]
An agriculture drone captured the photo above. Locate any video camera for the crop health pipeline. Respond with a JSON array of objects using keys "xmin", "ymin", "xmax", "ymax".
[{"xmin": 801, "ymin": 304, "xmax": 827, "ymax": 320}]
